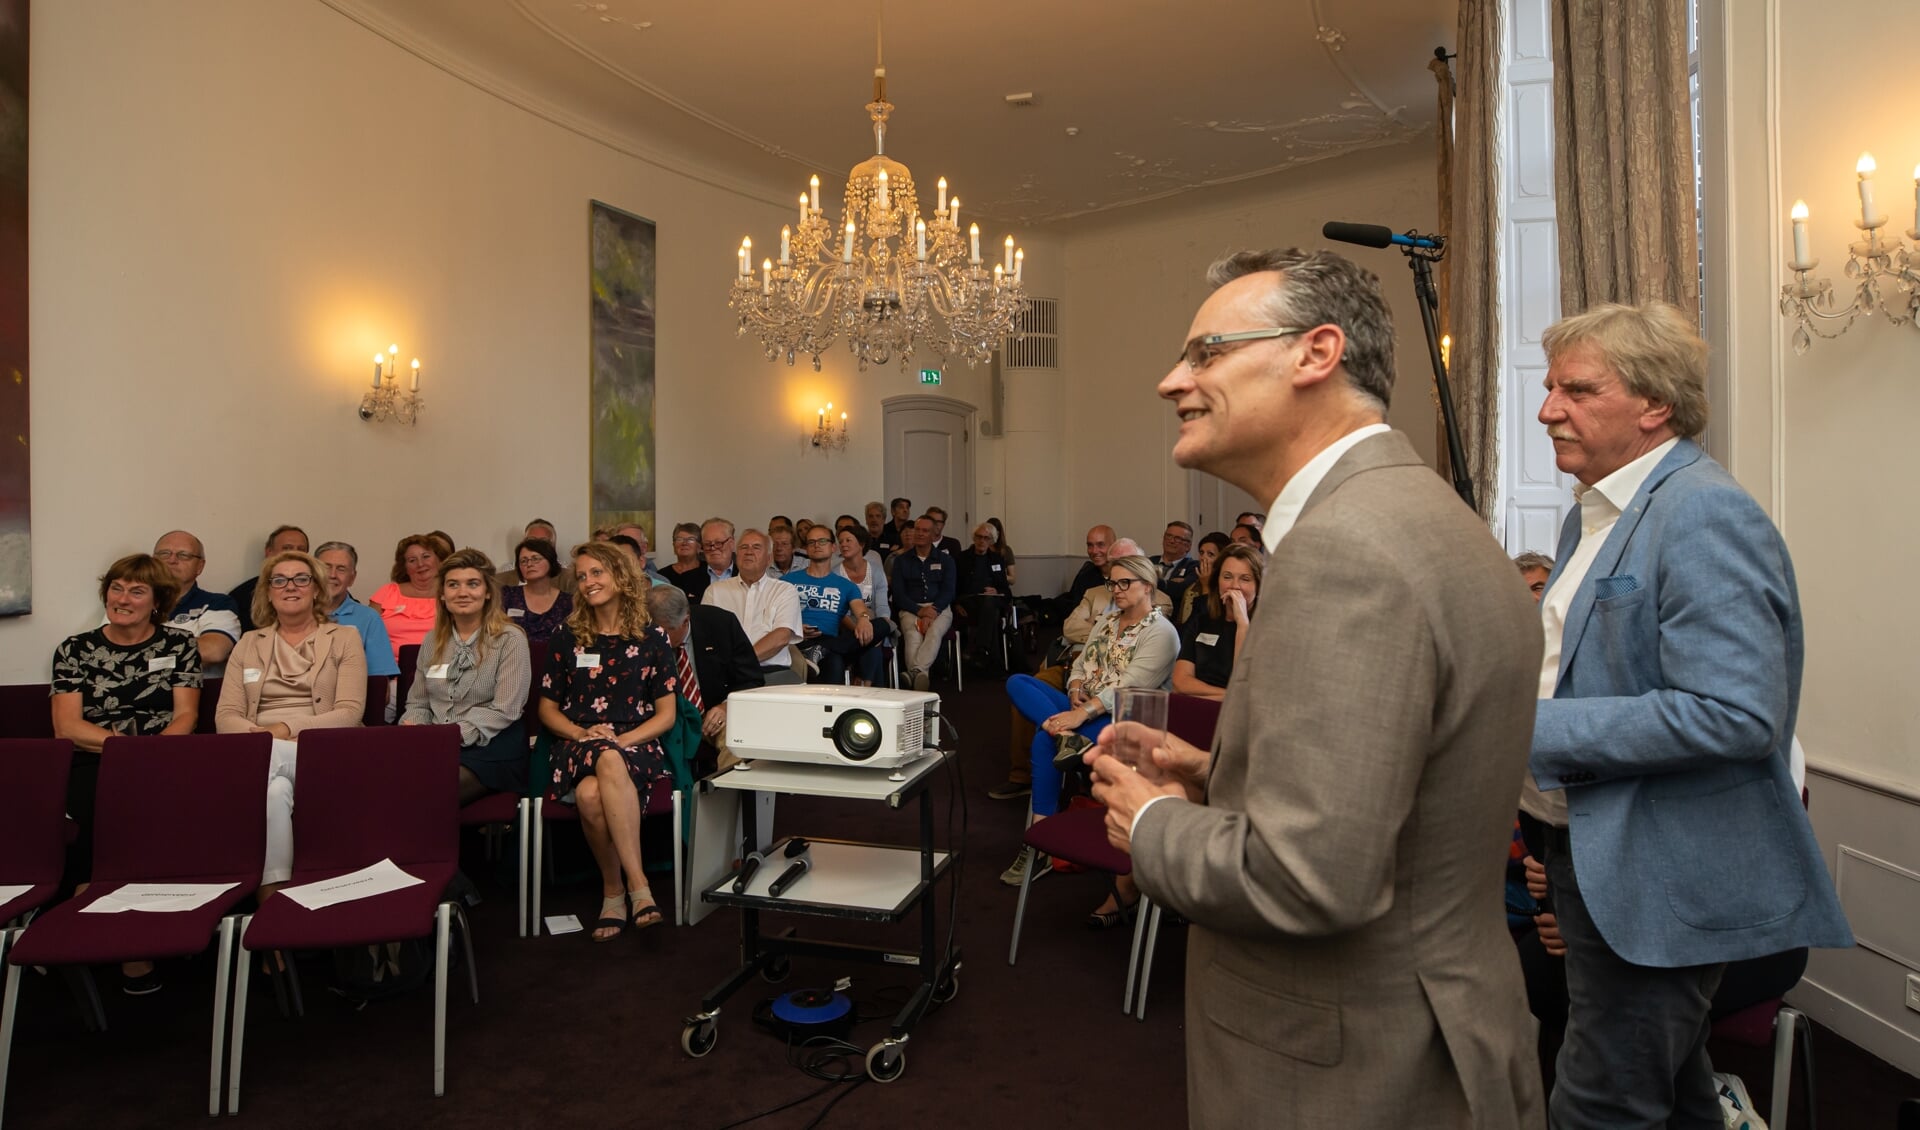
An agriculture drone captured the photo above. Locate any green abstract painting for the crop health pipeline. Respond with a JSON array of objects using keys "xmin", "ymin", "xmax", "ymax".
[{"xmin": 589, "ymin": 200, "xmax": 655, "ymax": 544}]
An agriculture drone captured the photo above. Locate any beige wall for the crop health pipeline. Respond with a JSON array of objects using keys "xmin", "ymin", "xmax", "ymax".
[
  {"xmin": 1714, "ymin": 0, "xmax": 1920, "ymax": 1077},
  {"xmin": 1052, "ymin": 144, "xmax": 1442, "ymax": 556}
]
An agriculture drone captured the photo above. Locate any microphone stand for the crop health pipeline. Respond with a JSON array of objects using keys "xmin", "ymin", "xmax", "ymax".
[{"xmin": 1399, "ymin": 241, "xmax": 1476, "ymax": 513}]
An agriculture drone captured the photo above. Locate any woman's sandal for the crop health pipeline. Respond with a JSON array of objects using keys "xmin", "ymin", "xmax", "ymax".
[
  {"xmin": 591, "ymin": 893, "xmax": 628, "ymax": 943},
  {"xmin": 1086, "ymin": 892, "xmax": 1141, "ymax": 931},
  {"xmin": 628, "ymin": 886, "xmax": 663, "ymax": 931}
]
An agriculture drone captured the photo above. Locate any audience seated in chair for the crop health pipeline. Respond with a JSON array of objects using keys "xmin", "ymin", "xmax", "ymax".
[
  {"xmin": 999, "ymin": 548, "xmax": 1179, "ymax": 914},
  {"xmin": 862, "ymin": 501, "xmax": 889, "ymax": 552},
  {"xmin": 877, "ymin": 496, "xmax": 912, "ymax": 557},
  {"xmin": 228, "ymin": 524, "xmax": 309, "ymax": 635},
  {"xmin": 51, "ymin": 553, "xmax": 203, "ymax": 995},
  {"xmin": 769, "ymin": 527, "xmax": 798, "ymax": 576},
  {"xmin": 216, "ymin": 550, "xmax": 367, "ymax": 901},
  {"xmin": 953, "ymin": 522, "xmax": 1011, "ymax": 674},
  {"xmin": 537, "ymin": 541, "xmax": 677, "ymax": 941},
  {"xmin": 1150, "ymin": 521, "xmax": 1199, "ymax": 611},
  {"xmin": 497, "ymin": 519, "xmax": 574, "ymax": 594},
  {"xmin": 703, "ymin": 528, "xmax": 805, "ymax": 687},
  {"xmin": 401, "ymin": 548, "xmax": 531, "ymax": 806},
  {"xmin": 925, "ymin": 506, "xmax": 964, "ymax": 560},
  {"xmin": 1228, "ymin": 522, "xmax": 1261, "ymax": 550},
  {"xmin": 502, "ymin": 536, "xmax": 575, "ymax": 644},
  {"xmin": 1175, "ymin": 532, "xmax": 1229, "ymax": 624},
  {"xmin": 786, "ymin": 524, "xmax": 879, "ymax": 685},
  {"xmin": 368, "ymin": 534, "xmax": 449, "ymax": 662},
  {"xmin": 662, "ymin": 521, "xmax": 711, "ymax": 602},
  {"xmin": 891, "ymin": 514, "xmax": 957, "ymax": 691},
  {"xmin": 315, "ymin": 540, "xmax": 401, "ymax": 679},
  {"xmin": 831, "ymin": 525, "xmax": 893, "ymax": 686},
  {"xmin": 645, "ymin": 584, "xmax": 763, "ymax": 774},
  {"xmin": 699, "ymin": 517, "xmax": 738, "ymax": 586},
  {"xmin": 151, "ymin": 530, "xmax": 240, "ymax": 672},
  {"xmin": 986, "ymin": 517, "xmax": 1018, "ymax": 589},
  {"xmin": 1171, "ymin": 544, "xmax": 1261, "ymax": 701}
]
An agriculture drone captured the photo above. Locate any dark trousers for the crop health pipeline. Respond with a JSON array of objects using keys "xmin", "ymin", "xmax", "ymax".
[
  {"xmin": 955, "ymin": 594, "xmax": 1007, "ymax": 666},
  {"xmin": 814, "ymin": 618, "xmax": 890, "ymax": 685},
  {"xmin": 1545, "ymin": 833, "xmax": 1725, "ymax": 1130}
]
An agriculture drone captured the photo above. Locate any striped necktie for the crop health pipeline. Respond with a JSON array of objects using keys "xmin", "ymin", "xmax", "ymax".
[{"xmin": 677, "ymin": 643, "xmax": 704, "ymax": 713}]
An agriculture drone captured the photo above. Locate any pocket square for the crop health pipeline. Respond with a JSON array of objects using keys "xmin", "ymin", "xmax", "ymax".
[{"xmin": 1593, "ymin": 574, "xmax": 1640, "ymax": 600}]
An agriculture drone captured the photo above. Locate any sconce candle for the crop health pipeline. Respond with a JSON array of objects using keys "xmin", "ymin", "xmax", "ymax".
[
  {"xmin": 410, "ymin": 358, "xmax": 420, "ymax": 392},
  {"xmin": 1913, "ymin": 164, "xmax": 1919, "ymax": 234},
  {"xmin": 373, "ymin": 355, "xmax": 384, "ymax": 389},
  {"xmin": 1790, "ymin": 200, "xmax": 1812, "ymax": 269},
  {"xmin": 1857, "ymin": 153, "xmax": 1881, "ymax": 227}
]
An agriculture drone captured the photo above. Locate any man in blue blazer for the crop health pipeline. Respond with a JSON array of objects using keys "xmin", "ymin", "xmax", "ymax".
[{"xmin": 1528, "ymin": 302, "xmax": 1851, "ymax": 1129}]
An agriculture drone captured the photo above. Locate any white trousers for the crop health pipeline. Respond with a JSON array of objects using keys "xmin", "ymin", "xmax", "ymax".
[
  {"xmin": 896, "ymin": 608, "xmax": 953, "ymax": 674},
  {"xmin": 264, "ymin": 738, "xmax": 299, "ymax": 885}
]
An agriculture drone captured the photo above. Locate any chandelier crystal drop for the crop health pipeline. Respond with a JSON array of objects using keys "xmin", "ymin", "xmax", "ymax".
[{"xmin": 729, "ymin": 62, "xmax": 1028, "ymax": 373}]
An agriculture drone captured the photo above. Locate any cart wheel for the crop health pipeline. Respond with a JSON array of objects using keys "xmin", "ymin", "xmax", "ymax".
[
  {"xmin": 761, "ymin": 955, "xmax": 792, "ymax": 984},
  {"xmin": 865, "ymin": 1041, "xmax": 906, "ymax": 1083},
  {"xmin": 932, "ymin": 973, "xmax": 959, "ymax": 1004},
  {"xmin": 681, "ymin": 1019, "xmax": 718, "ymax": 1058}
]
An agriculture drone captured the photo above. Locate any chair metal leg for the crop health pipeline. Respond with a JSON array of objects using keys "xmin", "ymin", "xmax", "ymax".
[
  {"xmin": 228, "ymin": 918, "xmax": 254, "ymax": 1115},
  {"xmin": 952, "ymin": 634, "xmax": 963, "ymax": 691},
  {"xmin": 531, "ymin": 798, "xmax": 545, "ymax": 935},
  {"xmin": 209, "ymin": 915, "xmax": 235, "ymax": 1117},
  {"xmin": 516, "ymin": 798, "xmax": 530, "ymax": 938},
  {"xmin": 1008, "ymin": 848, "xmax": 1035, "ymax": 965},
  {"xmin": 1134, "ymin": 903, "xmax": 1164, "ymax": 1022},
  {"xmin": 453, "ymin": 904, "xmax": 479, "ymax": 1005},
  {"xmin": 672, "ymin": 791, "xmax": 686, "ymax": 927},
  {"xmin": 0, "ymin": 929, "xmax": 22, "ymax": 1124},
  {"xmin": 1123, "ymin": 893, "xmax": 1150, "ymax": 1012},
  {"xmin": 433, "ymin": 903, "xmax": 451, "ymax": 1097},
  {"xmin": 1772, "ymin": 1006, "xmax": 1804, "ymax": 1130}
]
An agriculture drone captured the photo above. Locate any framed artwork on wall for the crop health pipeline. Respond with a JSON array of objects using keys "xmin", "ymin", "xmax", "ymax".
[
  {"xmin": 588, "ymin": 200, "xmax": 656, "ymax": 547},
  {"xmin": 0, "ymin": 0, "xmax": 27, "ymax": 616}
]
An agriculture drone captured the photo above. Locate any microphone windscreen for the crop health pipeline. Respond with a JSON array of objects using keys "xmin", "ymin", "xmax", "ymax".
[{"xmin": 1321, "ymin": 221, "xmax": 1394, "ymax": 248}]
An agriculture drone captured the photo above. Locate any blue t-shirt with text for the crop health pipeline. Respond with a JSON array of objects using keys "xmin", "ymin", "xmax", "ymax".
[{"xmin": 783, "ymin": 571, "xmax": 862, "ymax": 637}]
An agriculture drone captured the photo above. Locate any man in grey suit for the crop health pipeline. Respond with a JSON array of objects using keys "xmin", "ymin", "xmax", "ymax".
[
  {"xmin": 1527, "ymin": 301, "xmax": 1851, "ymax": 1128},
  {"xmin": 1090, "ymin": 249, "xmax": 1544, "ymax": 1128}
]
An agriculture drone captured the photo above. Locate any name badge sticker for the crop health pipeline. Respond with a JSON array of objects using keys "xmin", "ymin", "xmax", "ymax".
[
  {"xmin": 243, "ymin": 668, "xmax": 262, "ymax": 684},
  {"xmin": 147, "ymin": 655, "xmax": 177, "ymax": 673},
  {"xmin": 930, "ymin": 563, "xmax": 943, "ymax": 571},
  {"xmin": 506, "ymin": 607, "xmax": 525, "ymax": 618},
  {"xmin": 391, "ymin": 604, "xmax": 404, "ymax": 615},
  {"xmin": 426, "ymin": 664, "xmax": 451, "ymax": 680},
  {"xmin": 577, "ymin": 652, "xmax": 601, "ymax": 669},
  {"xmin": 1196, "ymin": 632, "xmax": 1220, "ymax": 647},
  {"xmin": 991, "ymin": 563, "xmax": 1002, "ymax": 572}
]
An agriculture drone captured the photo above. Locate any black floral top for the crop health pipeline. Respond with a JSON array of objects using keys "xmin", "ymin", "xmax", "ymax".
[
  {"xmin": 50, "ymin": 626, "xmax": 202, "ymax": 735},
  {"xmin": 539, "ymin": 628, "xmax": 677, "ymax": 795}
]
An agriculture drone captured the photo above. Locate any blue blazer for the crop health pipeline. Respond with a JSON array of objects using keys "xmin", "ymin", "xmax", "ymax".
[{"xmin": 1530, "ymin": 439, "xmax": 1851, "ymax": 967}]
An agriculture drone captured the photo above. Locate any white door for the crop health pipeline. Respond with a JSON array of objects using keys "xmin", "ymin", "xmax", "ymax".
[
  {"xmin": 883, "ymin": 396, "xmax": 975, "ymax": 530},
  {"xmin": 1187, "ymin": 471, "xmax": 1264, "ymax": 538}
]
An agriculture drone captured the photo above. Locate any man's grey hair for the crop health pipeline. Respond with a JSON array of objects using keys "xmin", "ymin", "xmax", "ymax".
[
  {"xmin": 1207, "ymin": 248, "xmax": 1396, "ymax": 412},
  {"xmin": 314, "ymin": 541, "xmax": 358, "ymax": 568},
  {"xmin": 645, "ymin": 583, "xmax": 691, "ymax": 627},
  {"xmin": 1540, "ymin": 301, "xmax": 1709, "ymax": 440},
  {"xmin": 1513, "ymin": 551, "xmax": 1555, "ymax": 573},
  {"xmin": 701, "ymin": 517, "xmax": 736, "ymax": 540}
]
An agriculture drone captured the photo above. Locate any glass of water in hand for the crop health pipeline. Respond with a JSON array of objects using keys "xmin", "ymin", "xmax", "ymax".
[{"xmin": 1109, "ymin": 687, "xmax": 1170, "ymax": 770}]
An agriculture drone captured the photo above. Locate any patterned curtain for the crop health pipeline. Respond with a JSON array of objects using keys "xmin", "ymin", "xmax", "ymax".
[
  {"xmin": 1550, "ymin": 0, "xmax": 1698, "ymax": 316},
  {"xmin": 1447, "ymin": 0, "xmax": 1502, "ymax": 520}
]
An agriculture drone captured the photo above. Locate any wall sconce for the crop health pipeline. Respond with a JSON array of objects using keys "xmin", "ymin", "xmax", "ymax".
[
  {"xmin": 1780, "ymin": 153, "xmax": 1920, "ymax": 353},
  {"xmin": 809, "ymin": 402, "xmax": 849, "ymax": 453},
  {"xmin": 359, "ymin": 342, "xmax": 425, "ymax": 425}
]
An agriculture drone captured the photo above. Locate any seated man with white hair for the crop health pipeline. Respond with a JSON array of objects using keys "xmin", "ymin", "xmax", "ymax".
[{"xmin": 702, "ymin": 528, "xmax": 806, "ymax": 686}]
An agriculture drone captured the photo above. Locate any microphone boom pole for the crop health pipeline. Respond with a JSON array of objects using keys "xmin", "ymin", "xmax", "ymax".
[{"xmin": 1322, "ymin": 222, "xmax": 1477, "ymax": 514}]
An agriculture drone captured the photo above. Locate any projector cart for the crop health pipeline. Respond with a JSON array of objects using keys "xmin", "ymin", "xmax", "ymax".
[{"xmin": 680, "ymin": 753, "xmax": 960, "ymax": 1083}]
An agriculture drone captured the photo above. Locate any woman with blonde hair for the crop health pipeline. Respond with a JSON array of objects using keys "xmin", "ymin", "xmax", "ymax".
[
  {"xmin": 402, "ymin": 548, "xmax": 532, "ymax": 804},
  {"xmin": 537, "ymin": 542, "xmax": 678, "ymax": 940},
  {"xmin": 217, "ymin": 550, "xmax": 367, "ymax": 897},
  {"xmin": 1172, "ymin": 543, "xmax": 1263, "ymax": 700}
]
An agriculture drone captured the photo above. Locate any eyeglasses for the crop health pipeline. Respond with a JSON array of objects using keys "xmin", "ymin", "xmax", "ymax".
[
  {"xmin": 152, "ymin": 550, "xmax": 202, "ymax": 562},
  {"xmin": 672, "ymin": 535, "xmax": 699, "ymax": 545},
  {"xmin": 1179, "ymin": 327, "xmax": 1309, "ymax": 372},
  {"xmin": 1104, "ymin": 577, "xmax": 1142, "ymax": 592},
  {"xmin": 268, "ymin": 575, "xmax": 316, "ymax": 589},
  {"xmin": 804, "ymin": 536, "xmax": 834, "ymax": 546},
  {"xmin": 516, "ymin": 556, "xmax": 546, "ymax": 567},
  {"xmin": 701, "ymin": 539, "xmax": 732, "ymax": 551}
]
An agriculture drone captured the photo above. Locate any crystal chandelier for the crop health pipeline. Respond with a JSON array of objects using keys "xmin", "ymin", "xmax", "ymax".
[{"xmin": 729, "ymin": 57, "xmax": 1028, "ymax": 373}]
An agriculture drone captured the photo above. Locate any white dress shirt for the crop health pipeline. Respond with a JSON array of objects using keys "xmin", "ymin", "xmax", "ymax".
[
  {"xmin": 1133, "ymin": 423, "xmax": 1392, "ymax": 837},
  {"xmin": 1520, "ymin": 437, "xmax": 1679, "ymax": 827},
  {"xmin": 702, "ymin": 572, "xmax": 804, "ymax": 669}
]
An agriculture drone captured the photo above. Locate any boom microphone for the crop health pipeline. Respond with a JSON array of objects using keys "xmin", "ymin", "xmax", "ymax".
[{"xmin": 1322, "ymin": 221, "xmax": 1444, "ymax": 251}]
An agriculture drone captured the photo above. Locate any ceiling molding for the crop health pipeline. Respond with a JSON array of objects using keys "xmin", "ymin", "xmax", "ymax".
[{"xmin": 315, "ymin": 0, "xmax": 800, "ymax": 210}]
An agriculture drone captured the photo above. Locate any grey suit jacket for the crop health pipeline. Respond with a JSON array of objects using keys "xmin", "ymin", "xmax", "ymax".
[{"xmin": 1132, "ymin": 432, "xmax": 1544, "ymax": 1129}]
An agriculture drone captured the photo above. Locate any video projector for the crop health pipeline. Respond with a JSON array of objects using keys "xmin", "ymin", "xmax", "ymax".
[{"xmin": 724, "ymin": 685, "xmax": 941, "ymax": 770}]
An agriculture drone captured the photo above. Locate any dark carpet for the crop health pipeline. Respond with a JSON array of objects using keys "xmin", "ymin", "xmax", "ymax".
[{"xmin": 3, "ymin": 673, "xmax": 1915, "ymax": 1129}]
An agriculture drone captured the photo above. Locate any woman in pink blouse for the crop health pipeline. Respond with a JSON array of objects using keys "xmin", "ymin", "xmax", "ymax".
[{"xmin": 367, "ymin": 533, "xmax": 448, "ymax": 660}]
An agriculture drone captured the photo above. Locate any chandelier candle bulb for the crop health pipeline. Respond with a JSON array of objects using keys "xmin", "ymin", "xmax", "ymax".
[
  {"xmin": 843, "ymin": 221, "xmax": 855, "ymax": 263},
  {"xmin": 1857, "ymin": 153, "xmax": 1880, "ymax": 227},
  {"xmin": 763, "ymin": 259, "xmax": 773, "ymax": 295},
  {"xmin": 938, "ymin": 177, "xmax": 947, "ymax": 212},
  {"xmin": 949, "ymin": 198, "xmax": 958, "ymax": 230},
  {"xmin": 916, "ymin": 219, "xmax": 927, "ymax": 261},
  {"xmin": 876, "ymin": 169, "xmax": 889, "ymax": 210},
  {"xmin": 969, "ymin": 223, "xmax": 980, "ymax": 263},
  {"xmin": 1004, "ymin": 235, "xmax": 1014, "ymax": 272},
  {"xmin": 800, "ymin": 193, "xmax": 810, "ymax": 225},
  {"xmin": 1790, "ymin": 200, "xmax": 1811, "ymax": 268},
  {"xmin": 810, "ymin": 175, "xmax": 820, "ymax": 212},
  {"xmin": 1015, "ymin": 247, "xmax": 1024, "ymax": 283},
  {"xmin": 780, "ymin": 226, "xmax": 791, "ymax": 263}
]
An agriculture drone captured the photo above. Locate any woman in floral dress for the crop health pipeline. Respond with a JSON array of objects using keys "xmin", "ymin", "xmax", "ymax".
[{"xmin": 537, "ymin": 541, "xmax": 677, "ymax": 941}]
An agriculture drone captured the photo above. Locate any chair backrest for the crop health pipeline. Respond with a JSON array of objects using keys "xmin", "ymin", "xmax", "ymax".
[
  {"xmin": 361, "ymin": 672, "xmax": 391, "ymax": 727},
  {"xmin": 0, "ymin": 684, "xmax": 56, "ymax": 739},
  {"xmin": 523, "ymin": 638, "xmax": 549, "ymax": 730},
  {"xmin": 292, "ymin": 725, "xmax": 460, "ymax": 871},
  {"xmin": 197, "ymin": 677, "xmax": 224, "ymax": 733},
  {"xmin": 394, "ymin": 643, "xmax": 423, "ymax": 715},
  {"xmin": 93, "ymin": 733, "xmax": 271, "ymax": 883},
  {"xmin": 1169, "ymin": 694, "xmax": 1221, "ymax": 750},
  {"xmin": 0, "ymin": 739, "xmax": 75, "ymax": 884}
]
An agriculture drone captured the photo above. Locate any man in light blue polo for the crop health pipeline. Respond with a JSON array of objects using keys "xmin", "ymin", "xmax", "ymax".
[
  {"xmin": 1527, "ymin": 301, "xmax": 1851, "ymax": 1128},
  {"xmin": 316, "ymin": 540, "xmax": 400, "ymax": 678}
]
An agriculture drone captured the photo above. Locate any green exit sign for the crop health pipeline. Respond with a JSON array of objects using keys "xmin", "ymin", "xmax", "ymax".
[{"xmin": 919, "ymin": 369, "xmax": 942, "ymax": 386}]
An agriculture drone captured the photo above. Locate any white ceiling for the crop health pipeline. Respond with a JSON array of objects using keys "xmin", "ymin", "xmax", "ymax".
[{"xmin": 329, "ymin": 0, "xmax": 1455, "ymax": 227}]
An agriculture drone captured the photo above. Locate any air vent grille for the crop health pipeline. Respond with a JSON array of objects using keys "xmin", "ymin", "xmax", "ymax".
[
  {"xmin": 1004, "ymin": 297, "xmax": 1059, "ymax": 369},
  {"xmin": 897, "ymin": 709, "xmax": 924, "ymax": 753}
]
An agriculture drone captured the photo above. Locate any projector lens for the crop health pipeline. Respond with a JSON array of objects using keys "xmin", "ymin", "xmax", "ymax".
[{"xmin": 833, "ymin": 710, "xmax": 884, "ymax": 760}]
